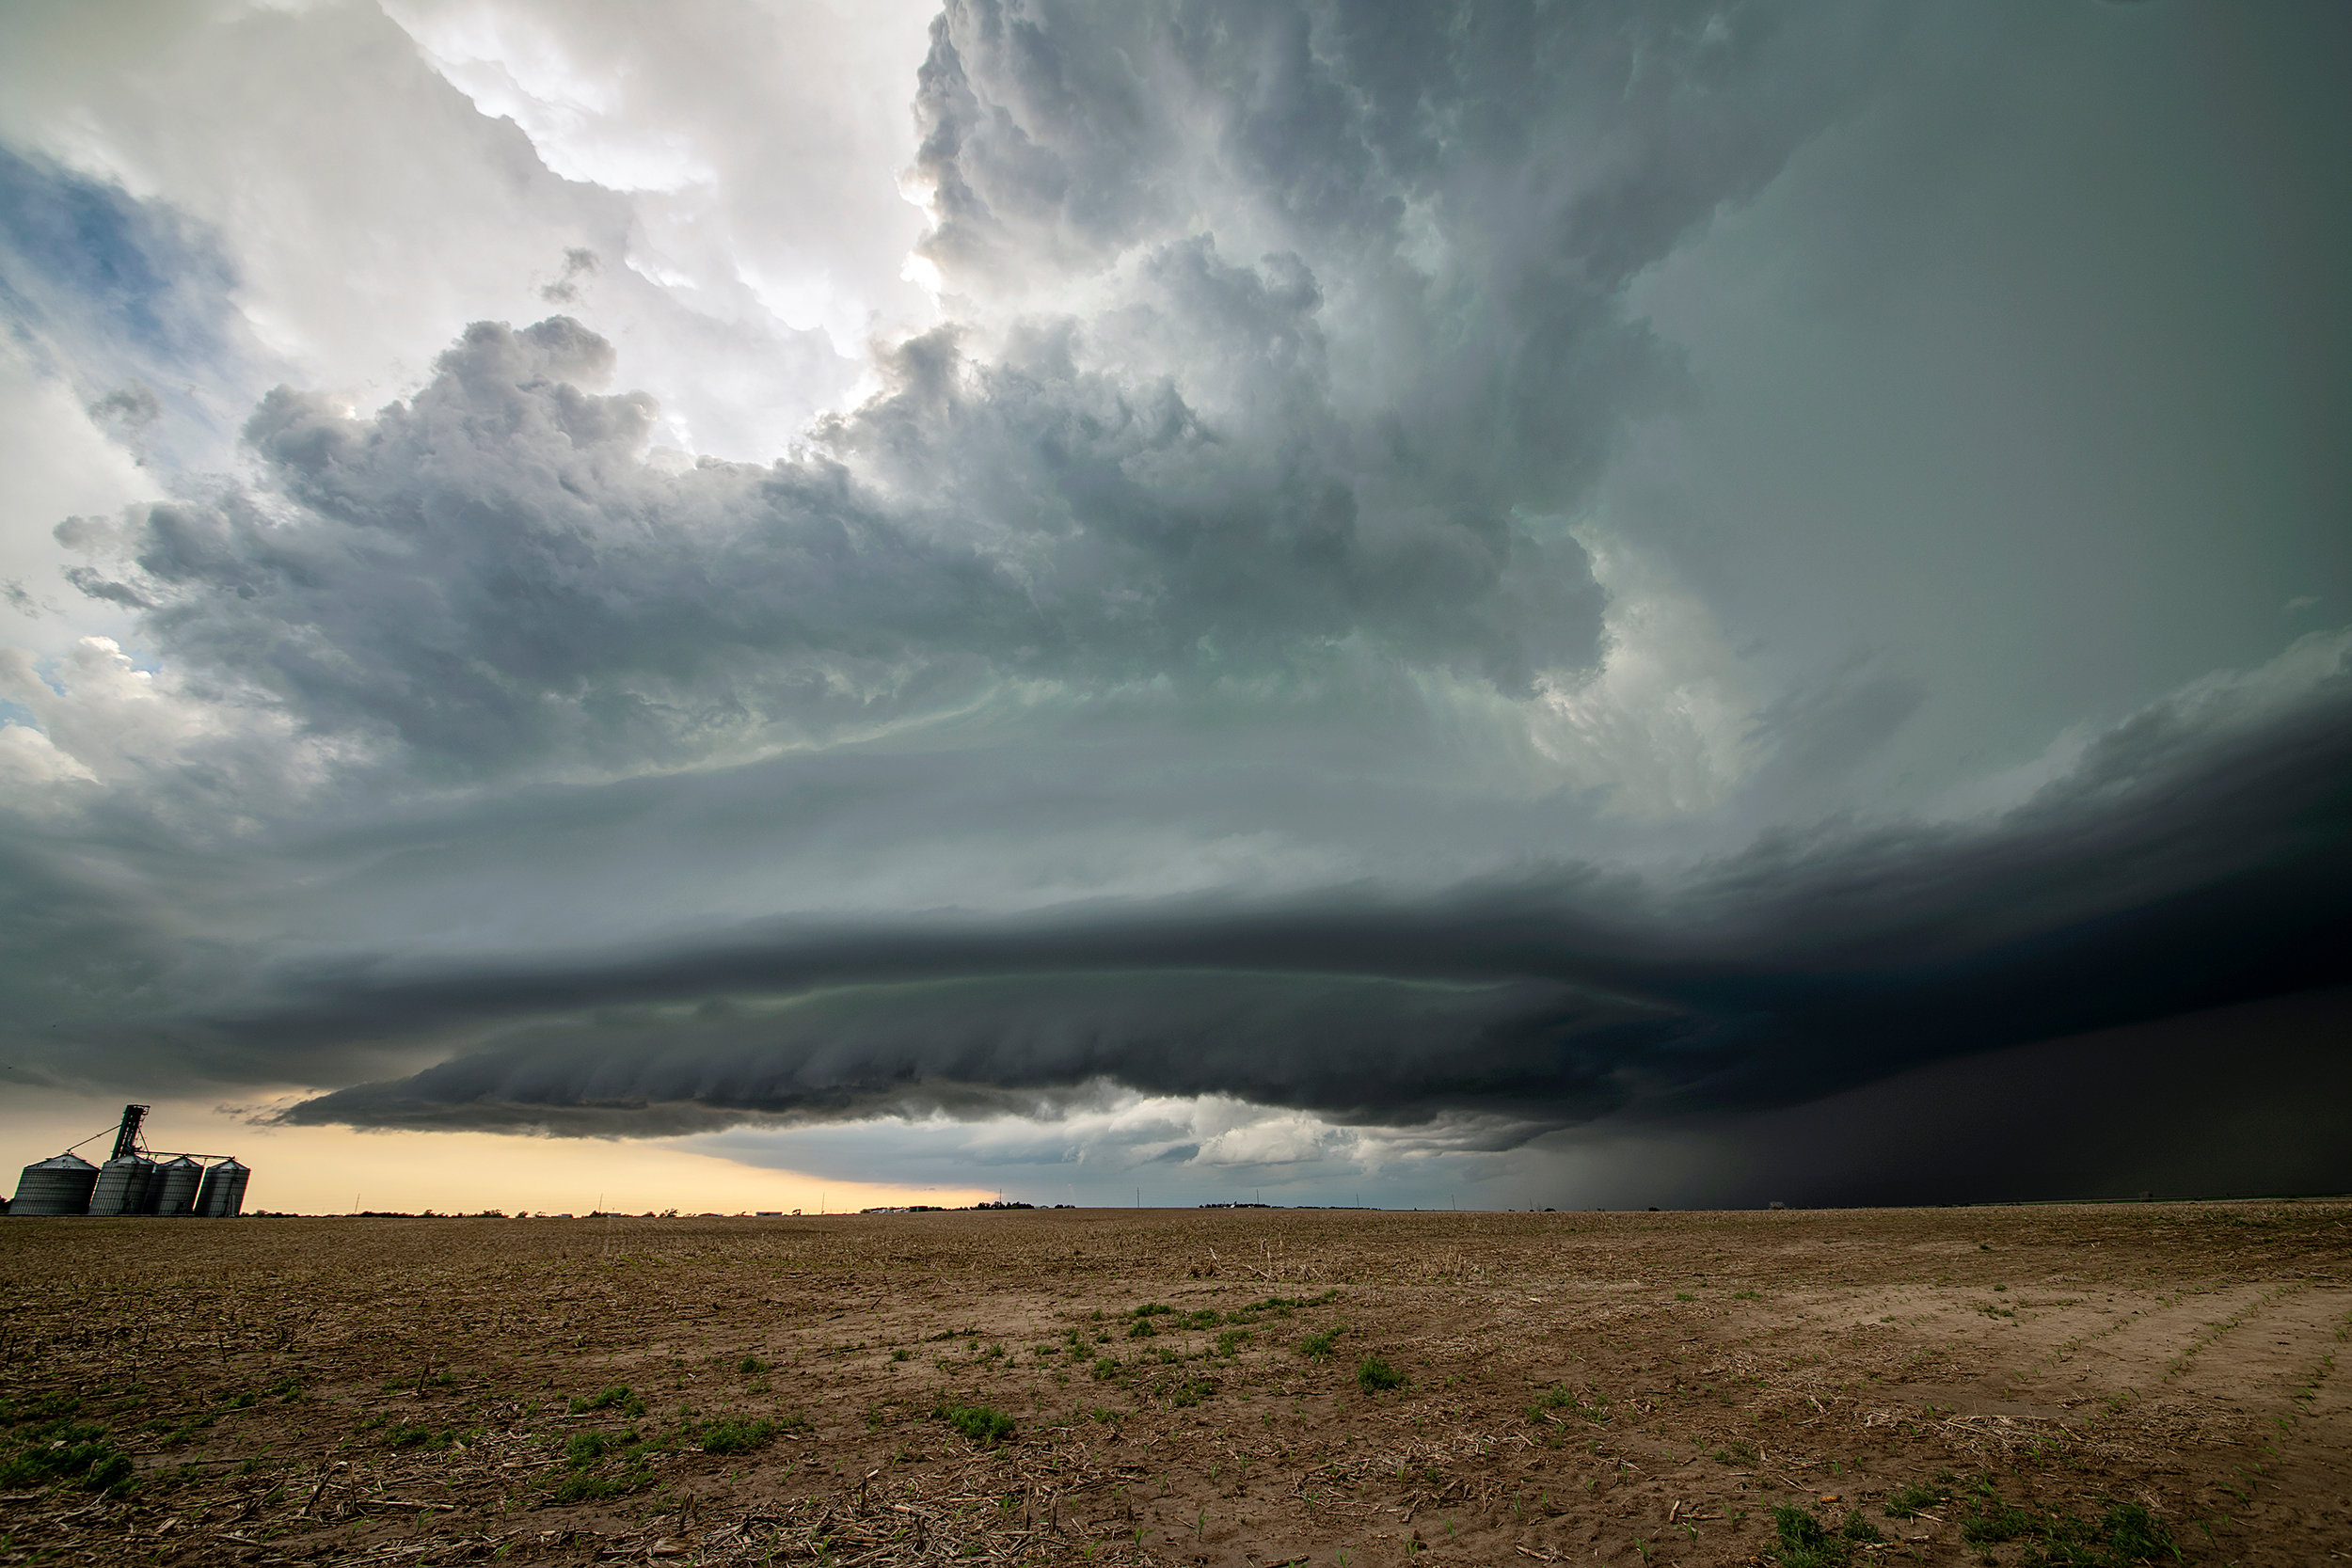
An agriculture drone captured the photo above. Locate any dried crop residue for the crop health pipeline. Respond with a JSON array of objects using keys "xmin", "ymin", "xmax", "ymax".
[{"xmin": 1, "ymin": 1202, "xmax": 2348, "ymax": 1564}]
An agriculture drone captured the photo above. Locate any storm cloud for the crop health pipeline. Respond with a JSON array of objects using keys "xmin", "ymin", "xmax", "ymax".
[
  {"xmin": 5, "ymin": 0, "xmax": 2349, "ymax": 1207},
  {"xmin": 260, "ymin": 628, "xmax": 2352, "ymax": 1138}
]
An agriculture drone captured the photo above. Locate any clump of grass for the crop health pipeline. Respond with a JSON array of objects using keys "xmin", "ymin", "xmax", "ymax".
[
  {"xmin": 1530, "ymin": 1384, "xmax": 1610, "ymax": 1424},
  {"xmin": 1181, "ymin": 1309, "xmax": 1224, "ymax": 1330},
  {"xmin": 0, "ymin": 1418, "xmax": 134, "ymax": 1495},
  {"xmin": 1960, "ymin": 1484, "xmax": 2040, "ymax": 1545},
  {"xmin": 736, "ymin": 1354, "xmax": 771, "ymax": 1375},
  {"xmin": 1883, "ymin": 1481, "xmax": 1946, "ymax": 1519},
  {"xmin": 383, "ymin": 1424, "xmax": 456, "ymax": 1451},
  {"xmin": 1162, "ymin": 1375, "xmax": 1217, "ymax": 1408},
  {"xmin": 1297, "ymin": 1328, "xmax": 1338, "ymax": 1360},
  {"xmin": 0, "ymin": 1393, "xmax": 83, "ymax": 1426},
  {"xmin": 935, "ymin": 1402, "xmax": 1016, "ymax": 1447},
  {"xmin": 1127, "ymin": 1319, "xmax": 1157, "ymax": 1338},
  {"xmin": 1954, "ymin": 1481, "xmax": 2182, "ymax": 1566},
  {"xmin": 568, "ymin": 1386, "xmax": 645, "ymax": 1418},
  {"xmin": 697, "ymin": 1417, "xmax": 778, "ymax": 1454},
  {"xmin": 2091, "ymin": 1501, "xmax": 2184, "ymax": 1564},
  {"xmin": 1215, "ymin": 1328, "xmax": 1251, "ymax": 1357},
  {"xmin": 1131, "ymin": 1303, "xmax": 1175, "ymax": 1319},
  {"xmin": 1770, "ymin": 1504, "xmax": 1850, "ymax": 1568},
  {"xmin": 1356, "ymin": 1355, "xmax": 1407, "ymax": 1394},
  {"xmin": 564, "ymin": 1432, "xmax": 611, "ymax": 1467}
]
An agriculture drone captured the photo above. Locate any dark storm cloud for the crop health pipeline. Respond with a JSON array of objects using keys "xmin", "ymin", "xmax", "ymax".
[
  {"xmin": 16, "ymin": 0, "xmax": 2348, "ymax": 1203},
  {"xmin": 272, "ymin": 641, "xmax": 2352, "ymax": 1135},
  {"xmin": 1629, "ymin": 986, "xmax": 2352, "ymax": 1209}
]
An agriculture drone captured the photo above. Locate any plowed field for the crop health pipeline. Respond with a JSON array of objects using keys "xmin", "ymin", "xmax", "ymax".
[{"xmin": 2, "ymin": 1202, "xmax": 2346, "ymax": 1566}]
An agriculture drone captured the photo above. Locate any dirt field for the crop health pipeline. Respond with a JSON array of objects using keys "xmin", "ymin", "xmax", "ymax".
[{"xmin": 2, "ymin": 1202, "xmax": 2346, "ymax": 1567}]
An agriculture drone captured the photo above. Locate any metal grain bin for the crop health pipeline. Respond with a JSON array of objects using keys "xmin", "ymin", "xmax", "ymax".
[
  {"xmin": 195, "ymin": 1158, "xmax": 249, "ymax": 1217},
  {"xmin": 11, "ymin": 1152, "xmax": 99, "ymax": 1215},
  {"xmin": 150, "ymin": 1156, "xmax": 203, "ymax": 1217},
  {"xmin": 89, "ymin": 1155, "xmax": 157, "ymax": 1216}
]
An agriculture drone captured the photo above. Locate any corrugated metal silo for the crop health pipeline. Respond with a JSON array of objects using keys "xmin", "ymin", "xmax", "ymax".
[
  {"xmin": 11, "ymin": 1153, "xmax": 99, "ymax": 1215},
  {"xmin": 150, "ymin": 1156, "xmax": 203, "ymax": 1217},
  {"xmin": 89, "ymin": 1155, "xmax": 158, "ymax": 1216},
  {"xmin": 195, "ymin": 1158, "xmax": 250, "ymax": 1217}
]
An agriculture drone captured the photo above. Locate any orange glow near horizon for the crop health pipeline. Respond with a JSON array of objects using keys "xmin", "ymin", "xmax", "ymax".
[{"xmin": 0, "ymin": 1096, "xmax": 992, "ymax": 1216}]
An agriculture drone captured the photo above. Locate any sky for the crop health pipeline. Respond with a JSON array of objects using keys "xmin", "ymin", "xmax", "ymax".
[{"xmin": 1, "ymin": 0, "xmax": 2346, "ymax": 1216}]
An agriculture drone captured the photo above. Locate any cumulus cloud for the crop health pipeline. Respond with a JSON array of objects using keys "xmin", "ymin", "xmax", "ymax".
[
  {"xmin": 41, "ymin": 305, "xmax": 1602, "ymax": 784},
  {"xmin": 31, "ymin": 4, "xmax": 1912, "ymax": 796}
]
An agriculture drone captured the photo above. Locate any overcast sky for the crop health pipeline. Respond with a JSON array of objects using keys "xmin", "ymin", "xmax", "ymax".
[{"xmin": 2, "ymin": 0, "xmax": 2346, "ymax": 1214}]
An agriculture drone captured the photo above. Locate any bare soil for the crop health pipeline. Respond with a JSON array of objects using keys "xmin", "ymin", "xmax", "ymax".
[{"xmin": 2, "ymin": 1201, "xmax": 2347, "ymax": 1566}]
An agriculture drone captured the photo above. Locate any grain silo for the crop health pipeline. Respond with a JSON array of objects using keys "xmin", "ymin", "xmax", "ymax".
[
  {"xmin": 150, "ymin": 1155, "xmax": 204, "ymax": 1217},
  {"xmin": 11, "ymin": 1153, "xmax": 100, "ymax": 1215},
  {"xmin": 88, "ymin": 1154, "xmax": 158, "ymax": 1216},
  {"xmin": 195, "ymin": 1157, "xmax": 250, "ymax": 1217},
  {"xmin": 6, "ymin": 1105, "xmax": 254, "ymax": 1219}
]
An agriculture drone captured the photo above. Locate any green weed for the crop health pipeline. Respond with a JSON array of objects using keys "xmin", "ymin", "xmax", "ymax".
[
  {"xmin": 1769, "ymin": 1504, "xmax": 1849, "ymax": 1568},
  {"xmin": 936, "ymin": 1402, "xmax": 1016, "ymax": 1447},
  {"xmin": 1883, "ymin": 1481, "xmax": 1946, "ymax": 1519},
  {"xmin": 1530, "ymin": 1384, "xmax": 1610, "ymax": 1424},
  {"xmin": 568, "ymin": 1386, "xmax": 646, "ymax": 1418},
  {"xmin": 696, "ymin": 1418, "xmax": 778, "ymax": 1454},
  {"xmin": 0, "ymin": 1418, "xmax": 134, "ymax": 1495},
  {"xmin": 1956, "ymin": 1481, "xmax": 2183, "ymax": 1566}
]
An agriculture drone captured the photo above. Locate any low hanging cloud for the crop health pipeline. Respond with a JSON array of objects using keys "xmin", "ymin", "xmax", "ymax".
[{"xmin": 267, "ymin": 630, "xmax": 2352, "ymax": 1138}]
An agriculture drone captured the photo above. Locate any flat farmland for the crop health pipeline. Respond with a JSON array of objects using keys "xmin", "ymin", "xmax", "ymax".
[{"xmin": 2, "ymin": 1203, "xmax": 2347, "ymax": 1567}]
